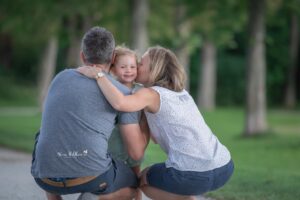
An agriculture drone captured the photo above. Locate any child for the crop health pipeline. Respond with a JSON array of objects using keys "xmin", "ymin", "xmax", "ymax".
[
  {"xmin": 108, "ymin": 46, "xmax": 144, "ymax": 199},
  {"xmin": 78, "ymin": 46, "xmax": 234, "ymax": 200}
]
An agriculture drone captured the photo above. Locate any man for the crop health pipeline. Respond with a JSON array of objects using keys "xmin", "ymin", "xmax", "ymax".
[{"xmin": 31, "ymin": 26, "xmax": 149, "ymax": 200}]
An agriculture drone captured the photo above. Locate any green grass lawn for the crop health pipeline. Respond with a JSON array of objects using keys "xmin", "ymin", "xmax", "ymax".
[
  {"xmin": 0, "ymin": 77, "xmax": 38, "ymax": 107},
  {"xmin": 0, "ymin": 107, "xmax": 299, "ymax": 200},
  {"xmin": 0, "ymin": 109, "xmax": 41, "ymax": 151},
  {"xmin": 204, "ymin": 109, "xmax": 300, "ymax": 200}
]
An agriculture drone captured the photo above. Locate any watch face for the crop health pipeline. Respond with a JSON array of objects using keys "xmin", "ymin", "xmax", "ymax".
[{"xmin": 97, "ymin": 72, "xmax": 104, "ymax": 78}]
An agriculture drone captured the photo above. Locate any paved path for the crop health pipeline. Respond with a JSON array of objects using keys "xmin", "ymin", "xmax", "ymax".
[
  {"xmin": 0, "ymin": 147, "xmax": 80, "ymax": 199},
  {"xmin": 0, "ymin": 107, "xmax": 40, "ymax": 116},
  {"xmin": 0, "ymin": 147, "xmax": 212, "ymax": 200}
]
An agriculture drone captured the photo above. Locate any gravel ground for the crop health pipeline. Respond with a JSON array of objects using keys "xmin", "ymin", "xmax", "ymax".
[{"xmin": 0, "ymin": 147, "xmax": 79, "ymax": 200}]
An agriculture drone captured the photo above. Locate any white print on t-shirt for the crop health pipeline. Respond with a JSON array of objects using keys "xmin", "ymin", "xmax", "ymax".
[{"xmin": 57, "ymin": 149, "xmax": 88, "ymax": 158}]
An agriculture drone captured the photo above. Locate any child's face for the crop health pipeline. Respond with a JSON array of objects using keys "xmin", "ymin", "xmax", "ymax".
[{"xmin": 112, "ymin": 55, "xmax": 137, "ymax": 85}]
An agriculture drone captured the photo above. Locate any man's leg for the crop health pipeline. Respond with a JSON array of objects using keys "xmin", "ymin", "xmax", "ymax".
[
  {"xmin": 46, "ymin": 192, "xmax": 62, "ymax": 200},
  {"xmin": 78, "ymin": 187, "xmax": 136, "ymax": 200},
  {"xmin": 101, "ymin": 159, "xmax": 138, "ymax": 199},
  {"xmin": 99, "ymin": 187, "xmax": 136, "ymax": 200}
]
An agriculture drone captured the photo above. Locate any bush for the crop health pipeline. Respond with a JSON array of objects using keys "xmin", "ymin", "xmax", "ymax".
[{"xmin": 0, "ymin": 75, "xmax": 37, "ymax": 107}]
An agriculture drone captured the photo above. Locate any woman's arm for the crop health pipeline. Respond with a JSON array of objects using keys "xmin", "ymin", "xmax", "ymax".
[
  {"xmin": 77, "ymin": 66, "xmax": 159, "ymax": 112},
  {"xmin": 104, "ymin": 87, "xmax": 153, "ymax": 112}
]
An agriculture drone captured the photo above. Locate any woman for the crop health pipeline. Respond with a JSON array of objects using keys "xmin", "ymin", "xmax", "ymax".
[{"xmin": 77, "ymin": 46, "xmax": 234, "ymax": 200}]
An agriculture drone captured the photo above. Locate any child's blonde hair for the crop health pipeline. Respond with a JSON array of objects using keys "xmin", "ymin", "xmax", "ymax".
[
  {"xmin": 147, "ymin": 46, "xmax": 186, "ymax": 92},
  {"xmin": 112, "ymin": 45, "xmax": 138, "ymax": 67}
]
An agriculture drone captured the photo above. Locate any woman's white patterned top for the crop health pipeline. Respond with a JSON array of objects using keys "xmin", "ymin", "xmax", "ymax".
[{"xmin": 145, "ymin": 86, "xmax": 231, "ymax": 172}]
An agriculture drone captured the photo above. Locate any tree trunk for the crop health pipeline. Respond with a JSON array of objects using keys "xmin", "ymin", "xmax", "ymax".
[
  {"xmin": 245, "ymin": 0, "xmax": 267, "ymax": 136},
  {"xmin": 174, "ymin": 4, "xmax": 191, "ymax": 90},
  {"xmin": 197, "ymin": 39, "xmax": 216, "ymax": 111},
  {"xmin": 131, "ymin": 0, "xmax": 149, "ymax": 56},
  {"xmin": 66, "ymin": 15, "xmax": 83, "ymax": 67},
  {"xmin": 176, "ymin": 47, "xmax": 190, "ymax": 90},
  {"xmin": 38, "ymin": 36, "xmax": 58, "ymax": 110},
  {"xmin": 284, "ymin": 14, "xmax": 299, "ymax": 108},
  {"xmin": 66, "ymin": 37, "xmax": 81, "ymax": 67},
  {"xmin": 0, "ymin": 33, "xmax": 13, "ymax": 69}
]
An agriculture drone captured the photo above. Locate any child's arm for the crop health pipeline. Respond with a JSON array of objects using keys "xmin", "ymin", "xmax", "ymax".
[
  {"xmin": 140, "ymin": 110, "xmax": 158, "ymax": 144},
  {"xmin": 150, "ymin": 134, "xmax": 158, "ymax": 144},
  {"xmin": 120, "ymin": 112, "xmax": 150, "ymax": 161},
  {"xmin": 119, "ymin": 124, "xmax": 146, "ymax": 161},
  {"xmin": 140, "ymin": 112, "xmax": 150, "ymax": 147}
]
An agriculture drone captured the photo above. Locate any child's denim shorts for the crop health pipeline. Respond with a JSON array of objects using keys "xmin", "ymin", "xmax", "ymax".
[{"xmin": 146, "ymin": 159, "xmax": 234, "ymax": 195}]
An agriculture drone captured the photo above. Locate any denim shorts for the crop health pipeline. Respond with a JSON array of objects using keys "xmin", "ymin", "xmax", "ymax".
[
  {"xmin": 32, "ymin": 132, "xmax": 138, "ymax": 195},
  {"xmin": 35, "ymin": 159, "xmax": 138, "ymax": 195},
  {"xmin": 146, "ymin": 159, "xmax": 234, "ymax": 195}
]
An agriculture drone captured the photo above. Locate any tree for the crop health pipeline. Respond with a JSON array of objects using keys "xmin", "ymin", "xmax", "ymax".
[
  {"xmin": 173, "ymin": 2, "xmax": 192, "ymax": 90},
  {"xmin": 38, "ymin": 37, "xmax": 58, "ymax": 109},
  {"xmin": 65, "ymin": 15, "xmax": 84, "ymax": 67},
  {"xmin": 0, "ymin": 33, "xmax": 12, "ymax": 69},
  {"xmin": 244, "ymin": 0, "xmax": 267, "ymax": 135},
  {"xmin": 186, "ymin": 0, "xmax": 246, "ymax": 110},
  {"xmin": 198, "ymin": 39, "xmax": 217, "ymax": 110},
  {"xmin": 284, "ymin": 3, "xmax": 299, "ymax": 108},
  {"xmin": 131, "ymin": 0, "xmax": 149, "ymax": 56},
  {"xmin": 147, "ymin": 0, "xmax": 200, "ymax": 91},
  {"xmin": 187, "ymin": 1, "xmax": 218, "ymax": 110},
  {"xmin": 0, "ymin": 0, "xmax": 62, "ymax": 108}
]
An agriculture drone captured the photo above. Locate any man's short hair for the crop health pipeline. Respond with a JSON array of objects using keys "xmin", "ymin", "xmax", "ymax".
[{"xmin": 81, "ymin": 26, "xmax": 115, "ymax": 64}]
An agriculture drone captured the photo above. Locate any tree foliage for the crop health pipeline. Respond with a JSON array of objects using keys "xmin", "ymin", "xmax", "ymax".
[{"xmin": 0, "ymin": 0, "xmax": 299, "ymax": 106}]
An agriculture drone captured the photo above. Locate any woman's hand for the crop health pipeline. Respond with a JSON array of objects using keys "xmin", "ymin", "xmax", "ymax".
[{"xmin": 77, "ymin": 66, "xmax": 102, "ymax": 79}]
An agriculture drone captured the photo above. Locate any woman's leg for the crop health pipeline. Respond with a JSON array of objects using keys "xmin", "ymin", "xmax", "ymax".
[
  {"xmin": 140, "ymin": 167, "xmax": 195, "ymax": 200},
  {"xmin": 141, "ymin": 185, "xmax": 196, "ymax": 200}
]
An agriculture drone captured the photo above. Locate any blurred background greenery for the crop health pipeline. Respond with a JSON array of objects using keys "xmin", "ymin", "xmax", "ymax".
[{"xmin": 0, "ymin": 0, "xmax": 300, "ymax": 199}]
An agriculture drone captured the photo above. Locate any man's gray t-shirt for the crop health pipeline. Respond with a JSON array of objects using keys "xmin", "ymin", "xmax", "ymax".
[{"xmin": 31, "ymin": 69, "xmax": 139, "ymax": 178}]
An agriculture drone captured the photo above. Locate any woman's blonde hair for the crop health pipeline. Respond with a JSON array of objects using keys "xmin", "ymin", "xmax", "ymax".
[
  {"xmin": 112, "ymin": 45, "xmax": 138, "ymax": 67},
  {"xmin": 147, "ymin": 46, "xmax": 186, "ymax": 92}
]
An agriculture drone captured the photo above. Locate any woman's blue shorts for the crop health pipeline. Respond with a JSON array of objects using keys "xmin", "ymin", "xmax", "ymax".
[{"xmin": 146, "ymin": 159, "xmax": 234, "ymax": 195}]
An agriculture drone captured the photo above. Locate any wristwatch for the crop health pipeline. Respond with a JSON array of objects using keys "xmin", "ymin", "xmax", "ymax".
[{"xmin": 95, "ymin": 71, "xmax": 105, "ymax": 79}]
